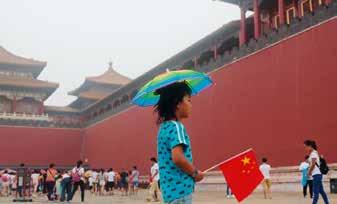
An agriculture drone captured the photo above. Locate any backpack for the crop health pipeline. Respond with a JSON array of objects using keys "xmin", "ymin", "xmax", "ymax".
[
  {"xmin": 71, "ymin": 168, "xmax": 81, "ymax": 182},
  {"xmin": 2, "ymin": 175, "xmax": 9, "ymax": 182},
  {"xmin": 316, "ymin": 157, "xmax": 329, "ymax": 175}
]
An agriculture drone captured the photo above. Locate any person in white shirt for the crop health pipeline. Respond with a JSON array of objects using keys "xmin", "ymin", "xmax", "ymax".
[
  {"xmin": 9, "ymin": 173, "xmax": 16, "ymax": 195},
  {"xmin": 106, "ymin": 168, "xmax": 115, "ymax": 195},
  {"xmin": 304, "ymin": 140, "xmax": 329, "ymax": 204},
  {"xmin": 98, "ymin": 169, "xmax": 106, "ymax": 196},
  {"xmin": 91, "ymin": 170, "xmax": 98, "ymax": 194},
  {"xmin": 149, "ymin": 157, "xmax": 160, "ymax": 202},
  {"xmin": 1, "ymin": 170, "xmax": 10, "ymax": 196},
  {"xmin": 131, "ymin": 166, "xmax": 140, "ymax": 195},
  {"xmin": 70, "ymin": 160, "xmax": 85, "ymax": 203},
  {"xmin": 30, "ymin": 170, "xmax": 40, "ymax": 194},
  {"xmin": 259, "ymin": 158, "xmax": 272, "ymax": 199}
]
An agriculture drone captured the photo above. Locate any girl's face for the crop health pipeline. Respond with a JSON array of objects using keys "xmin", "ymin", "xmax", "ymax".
[
  {"xmin": 176, "ymin": 95, "xmax": 192, "ymax": 119},
  {"xmin": 304, "ymin": 144, "xmax": 312, "ymax": 154}
]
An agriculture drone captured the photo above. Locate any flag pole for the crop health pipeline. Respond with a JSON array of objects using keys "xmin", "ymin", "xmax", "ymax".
[
  {"xmin": 203, "ymin": 161, "xmax": 226, "ymax": 173},
  {"xmin": 203, "ymin": 148, "xmax": 253, "ymax": 173}
]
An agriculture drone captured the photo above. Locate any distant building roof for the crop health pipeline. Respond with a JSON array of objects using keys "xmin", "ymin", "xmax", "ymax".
[
  {"xmin": 86, "ymin": 62, "xmax": 131, "ymax": 86},
  {"xmin": 0, "ymin": 76, "xmax": 58, "ymax": 92},
  {"xmin": 78, "ymin": 90, "xmax": 110, "ymax": 101},
  {"xmin": 0, "ymin": 46, "xmax": 47, "ymax": 78},
  {"xmin": 69, "ymin": 62, "xmax": 131, "ymax": 97}
]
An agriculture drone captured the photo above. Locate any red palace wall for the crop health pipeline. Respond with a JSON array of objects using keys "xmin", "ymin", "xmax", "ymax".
[
  {"xmin": 84, "ymin": 18, "xmax": 337, "ymax": 173},
  {"xmin": 0, "ymin": 126, "xmax": 82, "ymax": 166}
]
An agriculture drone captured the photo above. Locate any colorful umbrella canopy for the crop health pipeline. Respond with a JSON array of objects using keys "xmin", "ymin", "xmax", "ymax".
[{"xmin": 132, "ymin": 69, "xmax": 213, "ymax": 107}]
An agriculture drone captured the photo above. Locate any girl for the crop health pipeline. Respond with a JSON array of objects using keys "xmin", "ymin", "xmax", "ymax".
[
  {"xmin": 31, "ymin": 170, "xmax": 40, "ymax": 194},
  {"xmin": 11, "ymin": 173, "xmax": 17, "ymax": 197},
  {"xmin": 299, "ymin": 156, "xmax": 312, "ymax": 198},
  {"xmin": 55, "ymin": 174, "xmax": 62, "ymax": 201},
  {"xmin": 304, "ymin": 140, "xmax": 329, "ymax": 204},
  {"xmin": 154, "ymin": 82, "xmax": 204, "ymax": 204},
  {"xmin": 70, "ymin": 160, "xmax": 85, "ymax": 203},
  {"xmin": 98, "ymin": 169, "xmax": 106, "ymax": 196}
]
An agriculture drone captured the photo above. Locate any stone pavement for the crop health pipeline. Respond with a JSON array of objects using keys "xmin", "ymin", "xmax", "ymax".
[{"xmin": 0, "ymin": 190, "xmax": 336, "ymax": 204}]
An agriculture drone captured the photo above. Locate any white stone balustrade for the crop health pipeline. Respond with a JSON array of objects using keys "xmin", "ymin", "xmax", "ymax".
[{"xmin": 0, "ymin": 112, "xmax": 51, "ymax": 121}]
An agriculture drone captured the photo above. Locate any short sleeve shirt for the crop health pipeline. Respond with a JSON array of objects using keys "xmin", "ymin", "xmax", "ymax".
[
  {"xmin": 259, "ymin": 163, "xmax": 271, "ymax": 179},
  {"xmin": 157, "ymin": 120, "xmax": 194, "ymax": 203},
  {"xmin": 309, "ymin": 150, "xmax": 321, "ymax": 176},
  {"xmin": 151, "ymin": 163, "xmax": 160, "ymax": 181},
  {"xmin": 72, "ymin": 167, "xmax": 85, "ymax": 181},
  {"xmin": 46, "ymin": 168, "xmax": 57, "ymax": 182},
  {"xmin": 120, "ymin": 172, "xmax": 128, "ymax": 182},
  {"xmin": 107, "ymin": 171, "xmax": 115, "ymax": 182},
  {"xmin": 132, "ymin": 170, "xmax": 139, "ymax": 182}
]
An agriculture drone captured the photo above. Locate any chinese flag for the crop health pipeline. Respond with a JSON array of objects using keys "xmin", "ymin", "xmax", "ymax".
[{"xmin": 219, "ymin": 149, "xmax": 263, "ymax": 202}]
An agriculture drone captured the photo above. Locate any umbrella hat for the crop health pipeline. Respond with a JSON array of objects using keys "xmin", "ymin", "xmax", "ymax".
[{"xmin": 132, "ymin": 69, "xmax": 213, "ymax": 107}]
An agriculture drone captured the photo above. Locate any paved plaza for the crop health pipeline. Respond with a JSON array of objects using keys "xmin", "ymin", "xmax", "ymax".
[{"xmin": 0, "ymin": 190, "xmax": 336, "ymax": 204}]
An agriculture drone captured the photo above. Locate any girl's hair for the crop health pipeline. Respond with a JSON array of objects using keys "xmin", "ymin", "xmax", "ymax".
[
  {"xmin": 154, "ymin": 81, "xmax": 192, "ymax": 124},
  {"xmin": 150, "ymin": 157, "xmax": 157, "ymax": 163},
  {"xmin": 304, "ymin": 140, "xmax": 318, "ymax": 150},
  {"xmin": 76, "ymin": 160, "xmax": 83, "ymax": 168}
]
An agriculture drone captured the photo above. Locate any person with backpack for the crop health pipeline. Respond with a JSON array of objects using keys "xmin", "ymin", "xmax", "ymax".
[
  {"xmin": 70, "ymin": 160, "xmax": 85, "ymax": 203},
  {"xmin": 46, "ymin": 163, "xmax": 57, "ymax": 201},
  {"xmin": 304, "ymin": 140, "xmax": 330, "ymax": 204}
]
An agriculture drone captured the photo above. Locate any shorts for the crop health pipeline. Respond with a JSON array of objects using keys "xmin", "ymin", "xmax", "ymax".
[
  {"xmin": 120, "ymin": 181, "xmax": 128, "ymax": 189},
  {"xmin": 262, "ymin": 179, "xmax": 272, "ymax": 190},
  {"xmin": 107, "ymin": 181, "xmax": 115, "ymax": 191},
  {"xmin": 132, "ymin": 181, "xmax": 139, "ymax": 187},
  {"xmin": 99, "ymin": 181, "xmax": 105, "ymax": 187},
  {"xmin": 2, "ymin": 182, "xmax": 9, "ymax": 187},
  {"xmin": 168, "ymin": 194, "xmax": 192, "ymax": 204}
]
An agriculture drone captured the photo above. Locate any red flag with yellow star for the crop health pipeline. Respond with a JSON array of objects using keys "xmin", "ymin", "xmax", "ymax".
[{"xmin": 219, "ymin": 149, "xmax": 263, "ymax": 202}]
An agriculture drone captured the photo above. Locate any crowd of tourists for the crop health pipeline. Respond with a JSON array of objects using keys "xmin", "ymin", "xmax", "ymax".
[
  {"xmin": 0, "ymin": 144, "xmax": 331, "ymax": 204},
  {"xmin": 0, "ymin": 160, "xmax": 149, "ymax": 203}
]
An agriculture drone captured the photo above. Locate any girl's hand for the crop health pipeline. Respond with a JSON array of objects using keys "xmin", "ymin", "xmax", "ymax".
[{"xmin": 194, "ymin": 171, "xmax": 204, "ymax": 182}]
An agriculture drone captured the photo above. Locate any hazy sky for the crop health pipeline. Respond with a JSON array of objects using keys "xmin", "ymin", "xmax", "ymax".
[{"xmin": 0, "ymin": 0, "xmax": 239, "ymax": 106}]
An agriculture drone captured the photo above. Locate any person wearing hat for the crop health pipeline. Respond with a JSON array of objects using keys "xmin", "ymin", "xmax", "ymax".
[{"xmin": 154, "ymin": 82, "xmax": 204, "ymax": 204}]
